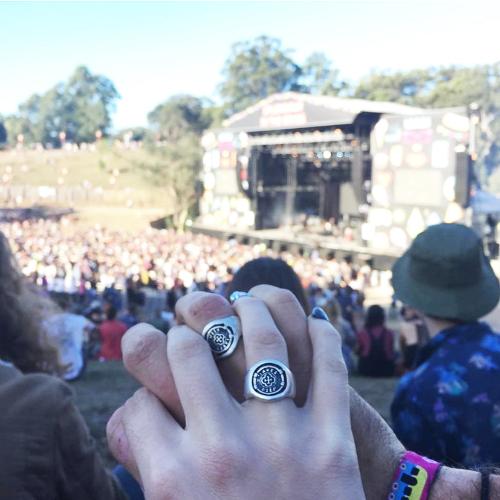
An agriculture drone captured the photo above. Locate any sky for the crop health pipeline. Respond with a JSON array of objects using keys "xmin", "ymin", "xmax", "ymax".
[{"xmin": 0, "ymin": 0, "xmax": 498, "ymax": 130}]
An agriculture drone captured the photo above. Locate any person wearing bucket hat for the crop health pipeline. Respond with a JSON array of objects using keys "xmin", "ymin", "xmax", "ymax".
[{"xmin": 390, "ymin": 223, "xmax": 500, "ymax": 467}]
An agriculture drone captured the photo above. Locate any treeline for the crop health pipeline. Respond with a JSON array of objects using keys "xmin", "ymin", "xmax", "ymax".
[{"xmin": 0, "ymin": 36, "xmax": 498, "ymax": 173}]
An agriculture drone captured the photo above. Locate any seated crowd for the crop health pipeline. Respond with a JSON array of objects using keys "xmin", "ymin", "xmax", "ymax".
[{"xmin": 1, "ymin": 221, "xmax": 500, "ymax": 499}]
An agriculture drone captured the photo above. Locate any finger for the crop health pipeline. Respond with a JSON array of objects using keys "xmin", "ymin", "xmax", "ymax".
[
  {"xmin": 106, "ymin": 406, "xmax": 140, "ymax": 482},
  {"xmin": 167, "ymin": 325, "xmax": 236, "ymax": 431},
  {"xmin": 121, "ymin": 388, "xmax": 182, "ymax": 496},
  {"xmin": 249, "ymin": 285, "xmax": 312, "ymax": 406},
  {"xmin": 122, "ymin": 323, "xmax": 184, "ymax": 424},
  {"xmin": 175, "ymin": 292, "xmax": 246, "ymax": 400},
  {"xmin": 307, "ymin": 311, "xmax": 350, "ymax": 429},
  {"xmin": 232, "ymin": 295, "xmax": 289, "ymax": 369},
  {"xmin": 175, "ymin": 291, "xmax": 233, "ymax": 331}
]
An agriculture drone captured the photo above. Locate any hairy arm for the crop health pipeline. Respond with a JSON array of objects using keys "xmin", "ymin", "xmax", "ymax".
[{"xmin": 350, "ymin": 388, "xmax": 500, "ymax": 500}]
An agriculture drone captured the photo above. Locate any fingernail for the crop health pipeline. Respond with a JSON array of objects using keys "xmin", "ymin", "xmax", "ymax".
[
  {"xmin": 229, "ymin": 291, "xmax": 251, "ymax": 304},
  {"xmin": 312, "ymin": 307, "xmax": 329, "ymax": 321}
]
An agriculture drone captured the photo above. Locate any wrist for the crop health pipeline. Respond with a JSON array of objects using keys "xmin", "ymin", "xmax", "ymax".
[{"xmin": 429, "ymin": 466, "xmax": 480, "ymax": 500}]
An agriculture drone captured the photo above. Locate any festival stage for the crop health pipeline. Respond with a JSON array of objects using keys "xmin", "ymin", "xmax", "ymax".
[{"xmin": 191, "ymin": 222, "xmax": 401, "ymax": 270}]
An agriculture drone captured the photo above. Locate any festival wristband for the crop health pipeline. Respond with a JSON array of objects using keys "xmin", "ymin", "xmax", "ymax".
[{"xmin": 388, "ymin": 451, "xmax": 441, "ymax": 500}]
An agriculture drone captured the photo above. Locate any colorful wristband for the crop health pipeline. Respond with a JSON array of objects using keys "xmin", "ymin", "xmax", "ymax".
[{"xmin": 388, "ymin": 451, "xmax": 441, "ymax": 500}]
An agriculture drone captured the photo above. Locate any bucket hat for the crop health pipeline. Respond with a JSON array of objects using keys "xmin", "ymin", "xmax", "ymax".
[{"xmin": 392, "ymin": 223, "xmax": 499, "ymax": 321}]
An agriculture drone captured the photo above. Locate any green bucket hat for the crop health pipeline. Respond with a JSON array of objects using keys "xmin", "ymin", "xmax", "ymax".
[{"xmin": 392, "ymin": 223, "xmax": 500, "ymax": 322}]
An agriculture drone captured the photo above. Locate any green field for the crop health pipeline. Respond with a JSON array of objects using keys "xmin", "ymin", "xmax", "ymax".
[
  {"xmin": 72, "ymin": 361, "xmax": 399, "ymax": 469},
  {"xmin": 0, "ymin": 144, "xmax": 169, "ymax": 208},
  {"xmin": 0, "ymin": 144, "xmax": 175, "ymax": 229}
]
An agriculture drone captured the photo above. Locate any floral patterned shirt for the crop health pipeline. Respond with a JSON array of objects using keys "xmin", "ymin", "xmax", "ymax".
[{"xmin": 391, "ymin": 321, "xmax": 500, "ymax": 467}]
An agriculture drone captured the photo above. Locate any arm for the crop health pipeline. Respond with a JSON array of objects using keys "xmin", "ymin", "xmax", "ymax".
[
  {"xmin": 113, "ymin": 291, "xmax": 499, "ymax": 500},
  {"xmin": 430, "ymin": 467, "xmax": 481, "ymax": 500},
  {"xmin": 351, "ymin": 388, "xmax": 487, "ymax": 500}
]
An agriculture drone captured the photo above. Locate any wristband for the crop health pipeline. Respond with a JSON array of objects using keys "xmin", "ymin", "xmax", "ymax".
[{"xmin": 388, "ymin": 451, "xmax": 441, "ymax": 500}]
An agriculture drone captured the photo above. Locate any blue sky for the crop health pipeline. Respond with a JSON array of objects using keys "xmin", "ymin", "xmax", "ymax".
[{"xmin": 0, "ymin": 1, "xmax": 498, "ymax": 129}]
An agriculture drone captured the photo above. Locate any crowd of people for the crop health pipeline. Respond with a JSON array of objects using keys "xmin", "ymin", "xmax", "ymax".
[
  {"xmin": 0, "ymin": 217, "xmax": 427, "ymax": 382},
  {"xmin": 2, "ymin": 218, "xmax": 500, "ymax": 499},
  {"xmin": 2, "ymin": 218, "xmax": 373, "ymax": 295}
]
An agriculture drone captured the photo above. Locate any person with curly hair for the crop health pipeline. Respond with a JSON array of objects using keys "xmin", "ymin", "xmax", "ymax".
[{"xmin": 0, "ymin": 231, "xmax": 125, "ymax": 499}]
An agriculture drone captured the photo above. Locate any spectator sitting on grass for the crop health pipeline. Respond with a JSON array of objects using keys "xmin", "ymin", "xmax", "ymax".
[
  {"xmin": 99, "ymin": 305, "xmax": 128, "ymax": 361},
  {"xmin": 44, "ymin": 294, "xmax": 95, "ymax": 381},
  {"xmin": 356, "ymin": 305, "xmax": 395, "ymax": 377},
  {"xmin": 391, "ymin": 223, "xmax": 500, "ymax": 467}
]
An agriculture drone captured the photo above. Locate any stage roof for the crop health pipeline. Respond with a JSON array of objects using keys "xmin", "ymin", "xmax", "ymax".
[{"xmin": 223, "ymin": 92, "xmax": 423, "ymax": 133}]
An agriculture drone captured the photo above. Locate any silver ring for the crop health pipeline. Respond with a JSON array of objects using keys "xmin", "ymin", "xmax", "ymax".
[
  {"xmin": 229, "ymin": 291, "xmax": 251, "ymax": 304},
  {"xmin": 244, "ymin": 359, "xmax": 296, "ymax": 402},
  {"xmin": 202, "ymin": 316, "xmax": 241, "ymax": 360}
]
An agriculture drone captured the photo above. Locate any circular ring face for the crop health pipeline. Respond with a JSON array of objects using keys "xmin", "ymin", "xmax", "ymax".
[
  {"xmin": 244, "ymin": 359, "xmax": 296, "ymax": 402},
  {"xmin": 202, "ymin": 316, "xmax": 240, "ymax": 359},
  {"xmin": 252, "ymin": 362, "xmax": 288, "ymax": 397},
  {"xmin": 229, "ymin": 291, "xmax": 251, "ymax": 304}
]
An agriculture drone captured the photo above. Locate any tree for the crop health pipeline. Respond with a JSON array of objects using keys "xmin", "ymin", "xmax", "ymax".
[
  {"xmin": 4, "ymin": 114, "xmax": 34, "ymax": 146},
  {"xmin": 148, "ymin": 95, "xmax": 211, "ymax": 141},
  {"xmin": 200, "ymin": 99, "xmax": 226, "ymax": 129},
  {"xmin": 219, "ymin": 35, "xmax": 302, "ymax": 115},
  {"xmin": 140, "ymin": 133, "xmax": 202, "ymax": 230},
  {"xmin": 353, "ymin": 69, "xmax": 430, "ymax": 105},
  {"xmin": 300, "ymin": 52, "xmax": 349, "ymax": 96},
  {"xmin": 61, "ymin": 66, "xmax": 120, "ymax": 143},
  {"xmin": 7, "ymin": 66, "xmax": 119, "ymax": 146}
]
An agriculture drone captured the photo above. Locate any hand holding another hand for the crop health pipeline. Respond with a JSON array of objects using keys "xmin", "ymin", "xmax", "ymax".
[{"xmin": 107, "ymin": 287, "xmax": 404, "ymax": 499}]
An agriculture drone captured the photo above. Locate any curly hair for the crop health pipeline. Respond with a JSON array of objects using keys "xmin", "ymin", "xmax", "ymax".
[{"xmin": 0, "ymin": 231, "xmax": 63, "ymax": 375}]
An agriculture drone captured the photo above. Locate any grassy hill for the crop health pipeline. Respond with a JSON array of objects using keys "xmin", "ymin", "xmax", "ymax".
[
  {"xmin": 0, "ymin": 143, "xmax": 168, "ymax": 207},
  {"xmin": 0, "ymin": 143, "xmax": 173, "ymax": 229}
]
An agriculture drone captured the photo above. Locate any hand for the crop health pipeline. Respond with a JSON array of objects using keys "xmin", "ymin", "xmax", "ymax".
[
  {"xmin": 108, "ymin": 295, "xmax": 365, "ymax": 499},
  {"xmin": 108, "ymin": 288, "xmax": 403, "ymax": 499}
]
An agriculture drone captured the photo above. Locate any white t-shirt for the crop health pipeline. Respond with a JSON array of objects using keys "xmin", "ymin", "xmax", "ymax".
[{"xmin": 45, "ymin": 313, "xmax": 94, "ymax": 380}]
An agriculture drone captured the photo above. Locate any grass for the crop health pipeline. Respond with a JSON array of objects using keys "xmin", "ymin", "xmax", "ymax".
[
  {"xmin": 72, "ymin": 362, "xmax": 140, "ymax": 468},
  {"xmin": 0, "ymin": 144, "xmax": 169, "ymax": 208},
  {"xmin": 0, "ymin": 144, "xmax": 176, "ymax": 230},
  {"xmin": 72, "ymin": 361, "xmax": 399, "ymax": 469}
]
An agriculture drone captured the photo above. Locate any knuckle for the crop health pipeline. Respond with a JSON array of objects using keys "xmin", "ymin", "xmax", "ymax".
[
  {"xmin": 146, "ymin": 464, "xmax": 181, "ymax": 500},
  {"xmin": 122, "ymin": 325, "xmax": 162, "ymax": 370},
  {"xmin": 125, "ymin": 387, "xmax": 150, "ymax": 411},
  {"xmin": 250, "ymin": 326, "xmax": 285, "ymax": 349},
  {"xmin": 266, "ymin": 432, "xmax": 294, "ymax": 463},
  {"xmin": 198, "ymin": 440, "xmax": 247, "ymax": 489},
  {"xmin": 314, "ymin": 443, "xmax": 359, "ymax": 477},
  {"xmin": 167, "ymin": 327, "xmax": 208, "ymax": 361},
  {"xmin": 315, "ymin": 350, "xmax": 348, "ymax": 378},
  {"xmin": 185, "ymin": 293, "xmax": 228, "ymax": 320},
  {"xmin": 270, "ymin": 288, "xmax": 298, "ymax": 307}
]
